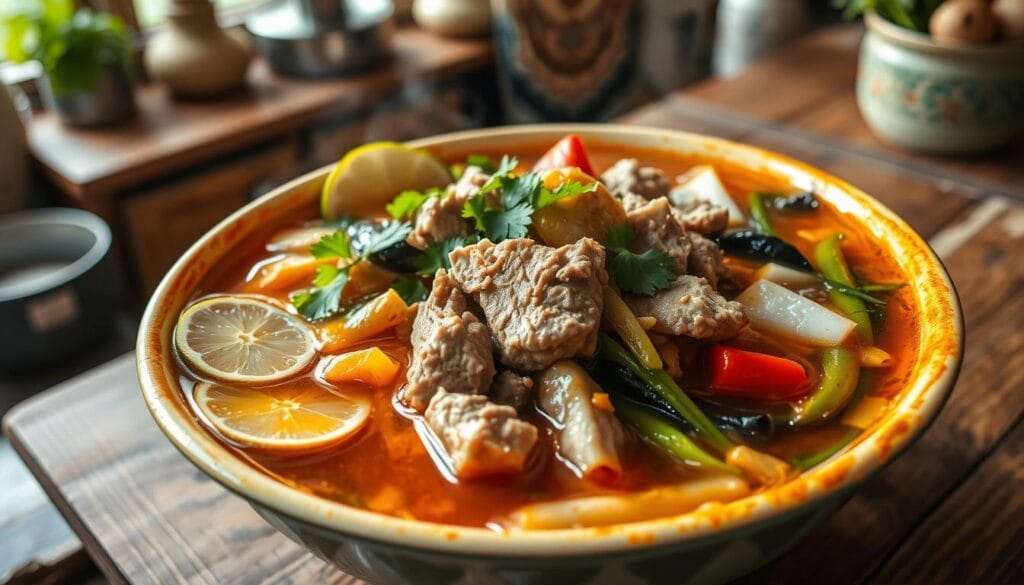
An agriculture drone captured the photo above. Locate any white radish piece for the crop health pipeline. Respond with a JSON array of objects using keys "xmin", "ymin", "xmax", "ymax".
[
  {"xmin": 502, "ymin": 476, "xmax": 750, "ymax": 530},
  {"xmin": 670, "ymin": 165, "xmax": 746, "ymax": 228},
  {"xmin": 736, "ymin": 279, "xmax": 856, "ymax": 347},
  {"xmin": 756, "ymin": 262, "xmax": 821, "ymax": 289}
]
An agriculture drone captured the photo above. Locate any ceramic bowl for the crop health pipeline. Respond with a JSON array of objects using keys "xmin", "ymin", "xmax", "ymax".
[
  {"xmin": 858, "ymin": 11, "xmax": 1024, "ymax": 154},
  {"xmin": 137, "ymin": 125, "xmax": 963, "ymax": 585}
]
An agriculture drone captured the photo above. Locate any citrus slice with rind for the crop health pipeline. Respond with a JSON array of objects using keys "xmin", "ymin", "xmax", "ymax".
[
  {"xmin": 194, "ymin": 382, "xmax": 371, "ymax": 451},
  {"xmin": 175, "ymin": 296, "xmax": 317, "ymax": 384},
  {"xmin": 320, "ymin": 142, "xmax": 452, "ymax": 219}
]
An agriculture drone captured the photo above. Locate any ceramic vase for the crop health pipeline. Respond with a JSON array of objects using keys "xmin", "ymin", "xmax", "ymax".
[
  {"xmin": 38, "ymin": 65, "xmax": 137, "ymax": 127},
  {"xmin": 145, "ymin": 0, "xmax": 251, "ymax": 99},
  {"xmin": 857, "ymin": 11, "xmax": 1024, "ymax": 154}
]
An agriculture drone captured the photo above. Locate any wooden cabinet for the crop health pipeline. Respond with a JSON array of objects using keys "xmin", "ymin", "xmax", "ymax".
[{"xmin": 124, "ymin": 141, "xmax": 299, "ymax": 293}]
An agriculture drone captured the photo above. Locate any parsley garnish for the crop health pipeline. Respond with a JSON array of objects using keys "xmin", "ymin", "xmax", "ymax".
[
  {"xmin": 391, "ymin": 275, "xmax": 428, "ymax": 304},
  {"xmin": 605, "ymin": 224, "xmax": 677, "ymax": 297},
  {"xmin": 293, "ymin": 222, "xmax": 413, "ymax": 320},
  {"xmin": 466, "ymin": 154, "xmax": 498, "ymax": 174},
  {"xmin": 415, "ymin": 235, "xmax": 474, "ymax": 275},
  {"xmin": 462, "ymin": 155, "xmax": 597, "ymax": 243}
]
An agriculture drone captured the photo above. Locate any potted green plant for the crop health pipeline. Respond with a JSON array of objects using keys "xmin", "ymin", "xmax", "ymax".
[
  {"xmin": 1, "ymin": 0, "xmax": 136, "ymax": 126},
  {"xmin": 835, "ymin": 0, "xmax": 1024, "ymax": 153}
]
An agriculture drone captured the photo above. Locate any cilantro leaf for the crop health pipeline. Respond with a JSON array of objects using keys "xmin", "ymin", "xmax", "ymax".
[
  {"xmin": 479, "ymin": 155, "xmax": 519, "ymax": 193},
  {"xmin": 362, "ymin": 222, "xmax": 412, "ymax": 256},
  {"xmin": 312, "ymin": 264, "xmax": 341, "ymax": 288},
  {"xmin": 386, "ymin": 189, "xmax": 435, "ymax": 221},
  {"xmin": 462, "ymin": 193, "xmax": 489, "ymax": 232},
  {"xmin": 415, "ymin": 236, "xmax": 471, "ymax": 275},
  {"xmin": 605, "ymin": 224, "xmax": 634, "ymax": 250},
  {"xmin": 310, "ymin": 231, "xmax": 352, "ymax": 259},
  {"xmin": 484, "ymin": 201, "xmax": 532, "ymax": 241},
  {"xmin": 391, "ymin": 276, "xmax": 428, "ymax": 304},
  {"xmin": 535, "ymin": 181, "xmax": 597, "ymax": 209},
  {"xmin": 293, "ymin": 268, "xmax": 350, "ymax": 320},
  {"xmin": 604, "ymin": 224, "xmax": 677, "ymax": 296},
  {"xmin": 466, "ymin": 154, "xmax": 498, "ymax": 174}
]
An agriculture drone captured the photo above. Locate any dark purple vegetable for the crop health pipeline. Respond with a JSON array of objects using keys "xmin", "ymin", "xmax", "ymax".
[
  {"xmin": 347, "ymin": 220, "xmax": 423, "ymax": 274},
  {"xmin": 772, "ymin": 191, "xmax": 819, "ymax": 212},
  {"xmin": 714, "ymin": 231, "xmax": 813, "ymax": 271}
]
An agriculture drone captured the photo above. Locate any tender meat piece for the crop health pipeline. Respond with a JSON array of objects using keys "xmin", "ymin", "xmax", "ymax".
[
  {"xmin": 672, "ymin": 198, "xmax": 729, "ymax": 236},
  {"xmin": 448, "ymin": 238, "xmax": 607, "ymax": 371},
  {"xmin": 400, "ymin": 270, "xmax": 495, "ymax": 412},
  {"xmin": 600, "ymin": 158, "xmax": 671, "ymax": 200},
  {"xmin": 407, "ymin": 166, "xmax": 489, "ymax": 249},
  {"xmin": 536, "ymin": 361, "xmax": 626, "ymax": 481},
  {"xmin": 424, "ymin": 390, "xmax": 538, "ymax": 478},
  {"xmin": 626, "ymin": 275, "xmax": 747, "ymax": 340},
  {"xmin": 686, "ymin": 232, "xmax": 731, "ymax": 289},
  {"xmin": 623, "ymin": 195, "xmax": 691, "ymax": 273},
  {"xmin": 491, "ymin": 371, "xmax": 533, "ymax": 411}
]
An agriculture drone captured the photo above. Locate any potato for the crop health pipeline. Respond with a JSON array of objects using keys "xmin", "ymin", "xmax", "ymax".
[
  {"xmin": 929, "ymin": 0, "xmax": 998, "ymax": 43},
  {"xmin": 993, "ymin": 0, "xmax": 1024, "ymax": 40},
  {"xmin": 533, "ymin": 168, "xmax": 626, "ymax": 247}
]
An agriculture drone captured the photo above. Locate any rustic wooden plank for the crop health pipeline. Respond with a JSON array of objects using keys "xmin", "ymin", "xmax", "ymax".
[
  {"xmin": 27, "ymin": 28, "xmax": 493, "ymax": 201},
  {"xmin": 872, "ymin": 417, "xmax": 1024, "ymax": 584},
  {"xmin": 2, "ymin": 355, "xmax": 361, "ymax": 585},
  {"xmin": 739, "ymin": 197, "xmax": 1024, "ymax": 584}
]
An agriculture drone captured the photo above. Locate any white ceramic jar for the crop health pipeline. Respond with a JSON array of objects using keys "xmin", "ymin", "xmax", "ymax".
[
  {"xmin": 857, "ymin": 11, "xmax": 1024, "ymax": 154},
  {"xmin": 713, "ymin": 0, "xmax": 810, "ymax": 76}
]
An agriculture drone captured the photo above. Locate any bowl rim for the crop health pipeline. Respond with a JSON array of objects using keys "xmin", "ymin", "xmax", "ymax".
[
  {"xmin": 137, "ymin": 123, "xmax": 964, "ymax": 557},
  {"xmin": 0, "ymin": 207, "xmax": 111, "ymax": 303}
]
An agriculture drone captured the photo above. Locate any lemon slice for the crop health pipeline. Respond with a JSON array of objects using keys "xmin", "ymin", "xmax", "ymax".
[
  {"xmin": 194, "ymin": 382, "xmax": 371, "ymax": 450},
  {"xmin": 321, "ymin": 141, "xmax": 452, "ymax": 219},
  {"xmin": 175, "ymin": 296, "xmax": 317, "ymax": 384}
]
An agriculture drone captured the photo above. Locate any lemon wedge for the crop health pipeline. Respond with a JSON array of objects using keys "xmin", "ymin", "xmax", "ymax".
[
  {"xmin": 175, "ymin": 296, "xmax": 317, "ymax": 384},
  {"xmin": 321, "ymin": 142, "xmax": 452, "ymax": 219},
  {"xmin": 194, "ymin": 382, "xmax": 371, "ymax": 451}
]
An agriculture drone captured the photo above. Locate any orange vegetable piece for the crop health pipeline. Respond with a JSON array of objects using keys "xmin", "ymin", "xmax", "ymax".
[
  {"xmin": 344, "ymin": 261, "xmax": 396, "ymax": 299},
  {"xmin": 533, "ymin": 168, "xmax": 626, "ymax": 247},
  {"xmin": 320, "ymin": 289, "xmax": 409, "ymax": 353},
  {"xmin": 591, "ymin": 392, "xmax": 615, "ymax": 413},
  {"xmin": 322, "ymin": 347, "xmax": 401, "ymax": 388},
  {"xmin": 244, "ymin": 255, "xmax": 337, "ymax": 294}
]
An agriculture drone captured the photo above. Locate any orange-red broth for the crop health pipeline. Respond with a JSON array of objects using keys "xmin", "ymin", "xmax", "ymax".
[{"xmin": 177, "ymin": 144, "xmax": 920, "ymax": 528}]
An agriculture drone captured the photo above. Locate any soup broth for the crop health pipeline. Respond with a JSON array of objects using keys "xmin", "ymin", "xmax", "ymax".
[{"xmin": 174, "ymin": 140, "xmax": 919, "ymax": 529}]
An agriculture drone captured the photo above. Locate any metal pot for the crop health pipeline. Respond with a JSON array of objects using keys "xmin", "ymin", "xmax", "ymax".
[
  {"xmin": 38, "ymin": 65, "xmax": 137, "ymax": 127},
  {"xmin": 0, "ymin": 208, "xmax": 122, "ymax": 372}
]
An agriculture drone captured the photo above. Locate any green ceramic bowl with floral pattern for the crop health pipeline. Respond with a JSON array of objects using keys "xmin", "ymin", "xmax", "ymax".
[{"xmin": 858, "ymin": 11, "xmax": 1024, "ymax": 154}]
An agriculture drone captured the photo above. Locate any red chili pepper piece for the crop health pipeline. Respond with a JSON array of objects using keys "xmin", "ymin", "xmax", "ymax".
[
  {"xmin": 707, "ymin": 345, "xmax": 809, "ymax": 401},
  {"xmin": 533, "ymin": 134, "xmax": 595, "ymax": 176}
]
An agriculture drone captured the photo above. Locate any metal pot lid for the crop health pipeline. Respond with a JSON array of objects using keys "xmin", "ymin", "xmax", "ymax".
[{"xmin": 247, "ymin": 0, "xmax": 393, "ymax": 40}]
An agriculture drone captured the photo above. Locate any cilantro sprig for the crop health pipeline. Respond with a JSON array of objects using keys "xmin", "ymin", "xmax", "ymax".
[
  {"xmin": 605, "ymin": 224, "xmax": 677, "ymax": 297},
  {"xmin": 462, "ymin": 156, "xmax": 598, "ymax": 243},
  {"xmin": 414, "ymin": 235, "xmax": 477, "ymax": 276},
  {"xmin": 386, "ymin": 188, "xmax": 442, "ymax": 221},
  {"xmin": 293, "ymin": 222, "xmax": 413, "ymax": 320}
]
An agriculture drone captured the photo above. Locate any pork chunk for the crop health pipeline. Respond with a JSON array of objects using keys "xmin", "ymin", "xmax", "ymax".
[
  {"xmin": 686, "ymin": 232, "xmax": 730, "ymax": 289},
  {"xmin": 491, "ymin": 371, "xmax": 534, "ymax": 411},
  {"xmin": 672, "ymin": 199, "xmax": 729, "ymax": 236},
  {"xmin": 601, "ymin": 158, "xmax": 671, "ymax": 200},
  {"xmin": 400, "ymin": 270, "xmax": 495, "ymax": 412},
  {"xmin": 449, "ymin": 238, "xmax": 607, "ymax": 371},
  {"xmin": 623, "ymin": 195, "xmax": 691, "ymax": 273},
  {"xmin": 626, "ymin": 275, "xmax": 747, "ymax": 340},
  {"xmin": 407, "ymin": 166, "xmax": 489, "ymax": 249},
  {"xmin": 424, "ymin": 390, "xmax": 538, "ymax": 478}
]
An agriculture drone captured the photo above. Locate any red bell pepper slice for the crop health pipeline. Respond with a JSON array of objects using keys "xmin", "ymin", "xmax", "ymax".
[
  {"xmin": 533, "ymin": 134, "xmax": 595, "ymax": 176},
  {"xmin": 707, "ymin": 345, "xmax": 809, "ymax": 401}
]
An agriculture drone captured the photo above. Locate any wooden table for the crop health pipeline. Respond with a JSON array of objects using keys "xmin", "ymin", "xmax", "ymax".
[{"xmin": 4, "ymin": 24, "xmax": 1023, "ymax": 584}]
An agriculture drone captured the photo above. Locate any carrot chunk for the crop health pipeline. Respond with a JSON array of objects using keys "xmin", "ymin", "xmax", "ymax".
[
  {"xmin": 320, "ymin": 289, "xmax": 409, "ymax": 353},
  {"xmin": 322, "ymin": 347, "xmax": 401, "ymax": 388}
]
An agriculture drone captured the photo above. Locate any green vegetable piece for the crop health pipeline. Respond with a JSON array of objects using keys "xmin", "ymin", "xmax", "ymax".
[
  {"xmin": 792, "ymin": 347, "xmax": 860, "ymax": 426},
  {"xmin": 791, "ymin": 427, "xmax": 860, "ymax": 471},
  {"xmin": 598, "ymin": 333, "xmax": 733, "ymax": 455},
  {"xmin": 293, "ymin": 268, "xmax": 350, "ymax": 320},
  {"xmin": 612, "ymin": 397, "xmax": 738, "ymax": 475},
  {"xmin": 310, "ymin": 231, "xmax": 352, "ymax": 259},
  {"xmin": 749, "ymin": 192, "xmax": 777, "ymax": 236},
  {"xmin": 414, "ymin": 236, "xmax": 471, "ymax": 275},
  {"xmin": 386, "ymin": 189, "xmax": 438, "ymax": 221},
  {"xmin": 815, "ymin": 233, "xmax": 873, "ymax": 344}
]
